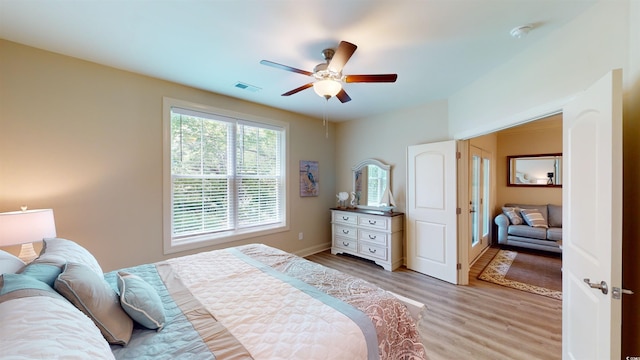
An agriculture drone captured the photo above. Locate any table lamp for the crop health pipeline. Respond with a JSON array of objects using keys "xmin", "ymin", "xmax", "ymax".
[{"xmin": 0, "ymin": 207, "xmax": 57, "ymax": 263}]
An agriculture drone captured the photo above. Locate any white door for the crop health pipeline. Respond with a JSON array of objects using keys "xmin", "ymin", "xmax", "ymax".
[
  {"xmin": 562, "ymin": 69, "xmax": 623, "ymax": 359},
  {"xmin": 406, "ymin": 140, "xmax": 458, "ymax": 284}
]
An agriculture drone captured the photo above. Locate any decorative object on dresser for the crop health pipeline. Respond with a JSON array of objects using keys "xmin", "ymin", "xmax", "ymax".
[{"xmin": 331, "ymin": 208, "xmax": 404, "ymax": 271}]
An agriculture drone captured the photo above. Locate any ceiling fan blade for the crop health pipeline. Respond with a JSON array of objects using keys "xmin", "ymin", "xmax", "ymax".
[
  {"xmin": 282, "ymin": 83, "xmax": 313, "ymax": 96},
  {"xmin": 345, "ymin": 74, "xmax": 398, "ymax": 83},
  {"xmin": 336, "ymin": 89, "xmax": 351, "ymax": 103},
  {"xmin": 260, "ymin": 60, "xmax": 313, "ymax": 76},
  {"xmin": 328, "ymin": 41, "xmax": 357, "ymax": 73}
]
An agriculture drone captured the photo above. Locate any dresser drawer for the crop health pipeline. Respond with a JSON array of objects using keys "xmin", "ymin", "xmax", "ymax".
[
  {"xmin": 334, "ymin": 237, "xmax": 357, "ymax": 252},
  {"xmin": 358, "ymin": 215, "xmax": 389, "ymax": 231},
  {"xmin": 358, "ymin": 242, "xmax": 387, "ymax": 261},
  {"xmin": 334, "ymin": 224, "xmax": 357, "ymax": 239},
  {"xmin": 333, "ymin": 211, "xmax": 357, "ymax": 225},
  {"xmin": 358, "ymin": 229, "xmax": 387, "ymax": 246}
]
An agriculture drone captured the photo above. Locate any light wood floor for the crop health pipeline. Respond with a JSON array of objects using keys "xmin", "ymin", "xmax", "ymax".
[{"xmin": 306, "ymin": 247, "xmax": 562, "ymax": 360}]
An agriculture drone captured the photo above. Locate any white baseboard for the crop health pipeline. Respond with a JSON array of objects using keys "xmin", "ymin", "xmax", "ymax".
[{"xmin": 294, "ymin": 242, "xmax": 331, "ymax": 258}]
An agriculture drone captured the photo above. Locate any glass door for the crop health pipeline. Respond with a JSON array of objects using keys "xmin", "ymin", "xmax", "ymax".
[{"xmin": 469, "ymin": 146, "xmax": 491, "ymax": 262}]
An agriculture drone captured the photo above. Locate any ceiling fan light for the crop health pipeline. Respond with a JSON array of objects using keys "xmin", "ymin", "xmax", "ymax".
[{"xmin": 313, "ymin": 79, "xmax": 342, "ymax": 99}]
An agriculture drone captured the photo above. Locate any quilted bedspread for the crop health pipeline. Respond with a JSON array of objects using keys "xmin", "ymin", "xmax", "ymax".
[{"xmin": 110, "ymin": 244, "xmax": 426, "ymax": 360}]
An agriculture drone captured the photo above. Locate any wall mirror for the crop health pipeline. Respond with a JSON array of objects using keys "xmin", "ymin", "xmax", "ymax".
[
  {"xmin": 352, "ymin": 158, "xmax": 395, "ymax": 210},
  {"xmin": 508, "ymin": 153, "xmax": 562, "ymax": 187}
]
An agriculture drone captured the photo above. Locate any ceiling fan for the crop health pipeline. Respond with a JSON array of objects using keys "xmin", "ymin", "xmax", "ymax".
[{"xmin": 260, "ymin": 41, "xmax": 397, "ymax": 103}]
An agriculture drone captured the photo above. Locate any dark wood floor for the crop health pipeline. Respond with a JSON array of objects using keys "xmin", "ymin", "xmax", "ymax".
[{"xmin": 306, "ymin": 247, "xmax": 562, "ymax": 360}]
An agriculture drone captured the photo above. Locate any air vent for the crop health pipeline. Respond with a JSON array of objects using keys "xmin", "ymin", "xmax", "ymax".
[{"xmin": 234, "ymin": 82, "xmax": 261, "ymax": 92}]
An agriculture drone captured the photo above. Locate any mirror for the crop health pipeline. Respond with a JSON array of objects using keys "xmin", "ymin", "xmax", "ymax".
[
  {"xmin": 352, "ymin": 158, "xmax": 394, "ymax": 210},
  {"xmin": 508, "ymin": 153, "xmax": 562, "ymax": 187}
]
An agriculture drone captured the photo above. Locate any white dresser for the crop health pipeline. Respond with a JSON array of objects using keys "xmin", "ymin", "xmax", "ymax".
[{"xmin": 330, "ymin": 208, "xmax": 404, "ymax": 271}]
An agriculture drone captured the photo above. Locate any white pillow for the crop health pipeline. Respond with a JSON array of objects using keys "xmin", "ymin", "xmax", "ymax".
[
  {"xmin": 0, "ymin": 250, "xmax": 25, "ymax": 274},
  {"xmin": 0, "ymin": 293, "xmax": 115, "ymax": 359},
  {"xmin": 38, "ymin": 238, "xmax": 103, "ymax": 276}
]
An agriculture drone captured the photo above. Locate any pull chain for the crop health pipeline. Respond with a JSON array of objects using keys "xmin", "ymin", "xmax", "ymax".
[{"xmin": 323, "ymin": 98, "xmax": 329, "ymax": 138}]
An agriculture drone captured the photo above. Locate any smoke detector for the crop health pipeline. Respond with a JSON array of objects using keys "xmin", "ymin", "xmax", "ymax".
[{"xmin": 510, "ymin": 25, "xmax": 533, "ymax": 39}]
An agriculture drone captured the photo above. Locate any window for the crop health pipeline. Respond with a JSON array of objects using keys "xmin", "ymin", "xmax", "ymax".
[{"xmin": 163, "ymin": 98, "xmax": 288, "ymax": 254}]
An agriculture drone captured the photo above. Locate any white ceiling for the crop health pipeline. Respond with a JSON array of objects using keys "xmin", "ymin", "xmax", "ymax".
[{"xmin": 0, "ymin": 0, "xmax": 596, "ymax": 122}]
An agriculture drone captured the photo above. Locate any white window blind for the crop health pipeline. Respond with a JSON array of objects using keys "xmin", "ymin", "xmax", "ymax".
[{"xmin": 169, "ymin": 106, "xmax": 285, "ymax": 243}]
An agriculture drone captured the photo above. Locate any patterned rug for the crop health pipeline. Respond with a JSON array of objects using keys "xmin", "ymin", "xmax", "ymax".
[{"xmin": 478, "ymin": 249, "xmax": 562, "ymax": 300}]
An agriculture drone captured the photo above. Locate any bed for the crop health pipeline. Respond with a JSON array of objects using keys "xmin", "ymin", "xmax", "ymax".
[{"xmin": 0, "ymin": 238, "xmax": 426, "ymax": 359}]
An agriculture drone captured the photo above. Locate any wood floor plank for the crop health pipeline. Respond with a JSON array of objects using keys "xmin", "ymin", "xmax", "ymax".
[{"xmin": 306, "ymin": 247, "xmax": 562, "ymax": 360}]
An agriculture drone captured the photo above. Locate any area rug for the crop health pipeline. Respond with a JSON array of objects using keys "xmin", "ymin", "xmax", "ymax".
[{"xmin": 478, "ymin": 249, "xmax": 562, "ymax": 300}]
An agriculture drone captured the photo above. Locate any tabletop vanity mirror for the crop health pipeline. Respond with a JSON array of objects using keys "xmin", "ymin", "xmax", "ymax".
[{"xmin": 352, "ymin": 158, "xmax": 395, "ymax": 211}]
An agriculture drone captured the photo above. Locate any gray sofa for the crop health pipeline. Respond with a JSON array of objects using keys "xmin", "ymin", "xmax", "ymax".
[{"xmin": 494, "ymin": 204, "xmax": 562, "ymax": 253}]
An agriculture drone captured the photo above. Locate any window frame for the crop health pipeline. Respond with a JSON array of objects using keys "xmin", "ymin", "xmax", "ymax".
[{"xmin": 162, "ymin": 97, "xmax": 289, "ymax": 255}]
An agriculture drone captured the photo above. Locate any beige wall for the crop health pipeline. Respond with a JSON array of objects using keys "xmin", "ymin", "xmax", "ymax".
[
  {"xmin": 0, "ymin": 40, "xmax": 337, "ymax": 271},
  {"xmin": 335, "ymin": 100, "xmax": 449, "ymax": 213},
  {"xmin": 495, "ymin": 116, "xmax": 563, "ymax": 208}
]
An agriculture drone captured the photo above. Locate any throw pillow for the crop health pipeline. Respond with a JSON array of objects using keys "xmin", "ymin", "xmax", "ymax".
[
  {"xmin": 55, "ymin": 263, "xmax": 133, "ymax": 346},
  {"xmin": 520, "ymin": 209, "xmax": 548, "ymax": 228},
  {"xmin": 502, "ymin": 207, "xmax": 524, "ymax": 225},
  {"xmin": 117, "ymin": 271, "xmax": 166, "ymax": 331},
  {"xmin": 0, "ymin": 250, "xmax": 25, "ymax": 274}
]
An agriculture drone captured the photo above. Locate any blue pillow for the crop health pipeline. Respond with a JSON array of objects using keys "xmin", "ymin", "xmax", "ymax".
[
  {"xmin": 19, "ymin": 262, "xmax": 64, "ymax": 287},
  {"xmin": 0, "ymin": 273, "xmax": 63, "ymax": 304},
  {"xmin": 117, "ymin": 271, "xmax": 166, "ymax": 331}
]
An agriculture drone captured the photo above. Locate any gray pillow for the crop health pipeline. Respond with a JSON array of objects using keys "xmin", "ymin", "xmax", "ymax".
[
  {"xmin": 520, "ymin": 209, "xmax": 548, "ymax": 228},
  {"xmin": 54, "ymin": 263, "xmax": 133, "ymax": 346},
  {"xmin": 117, "ymin": 271, "xmax": 166, "ymax": 331},
  {"xmin": 502, "ymin": 207, "xmax": 524, "ymax": 225}
]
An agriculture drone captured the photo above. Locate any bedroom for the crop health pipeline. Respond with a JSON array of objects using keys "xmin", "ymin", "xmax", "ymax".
[{"xmin": 1, "ymin": 0, "xmax": 638, "ymax": 359}]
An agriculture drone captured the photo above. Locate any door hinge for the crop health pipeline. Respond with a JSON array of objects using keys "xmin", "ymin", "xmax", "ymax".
[
  {"xmin": 456, "ymin": 207, "xmax": 461, "ymax": 215},
  {"xmin": 456, "ymin": 263, "xmax": 462, "ymax": 270},
  {"xmin": 456, "ymin": 151, "xmax": 461, "ymax": 159}
]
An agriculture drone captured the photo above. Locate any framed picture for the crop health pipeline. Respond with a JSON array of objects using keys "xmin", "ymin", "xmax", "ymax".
[{"xmin": 300, "ymin": 160, "xmax": 319, "ymax": 197}]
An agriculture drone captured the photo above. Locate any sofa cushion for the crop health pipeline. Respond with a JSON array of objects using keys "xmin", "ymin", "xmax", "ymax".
[
  {"xmin": 508, "ymin": 225, "xmax": 548, "ymax": 240},
  {"xmin": 547, "ymin": 228, "xmax": 563, "ymax": 241},
  {"xmin": 520, "ymin": 209, "xmax": 549, "ymax": 228},
  {"xmin": 502, "ymin": 207, "xmax": 524, "ymax": 225},
  {"xmin": 548, "ymin": 204, "xmax": 562, "ymax": 228}
]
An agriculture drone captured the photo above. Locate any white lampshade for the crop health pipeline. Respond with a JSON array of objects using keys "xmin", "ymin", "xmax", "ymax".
[
  {"xmin": 313, "ymin": 79, "xmax": 342, "ymax": 98},
  {"xmin": 0, "ymin": 208, "xmax": 57, "ymax": 262}
]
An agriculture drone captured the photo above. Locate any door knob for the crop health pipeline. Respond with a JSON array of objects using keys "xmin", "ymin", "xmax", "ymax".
[{"xmin": 584, "ymin": 278, "xmax": 608, "ymax": 295}]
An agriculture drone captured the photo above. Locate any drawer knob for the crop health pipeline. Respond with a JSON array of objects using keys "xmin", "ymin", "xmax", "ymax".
[
  {"xmin": 342, "ymin": 229, "xmax": 350, "ymax": 234},
  {"xmin": 342, "ymin": 241, "xmax": 350, "ymax": 247},
  {"xmin": 342, "ymin": 216, "xmax": 349, "ymax": 221},
  {"xmin": 368, "ymin": 220, "xmax": 377, "ymax": 225},
  {"xmin": 368, "ymin": 248, "xmax": 377, "ymax": 253},
  {"xmin": 368, "ymin": 235, "xmax": 377, "ymax": 240}
]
